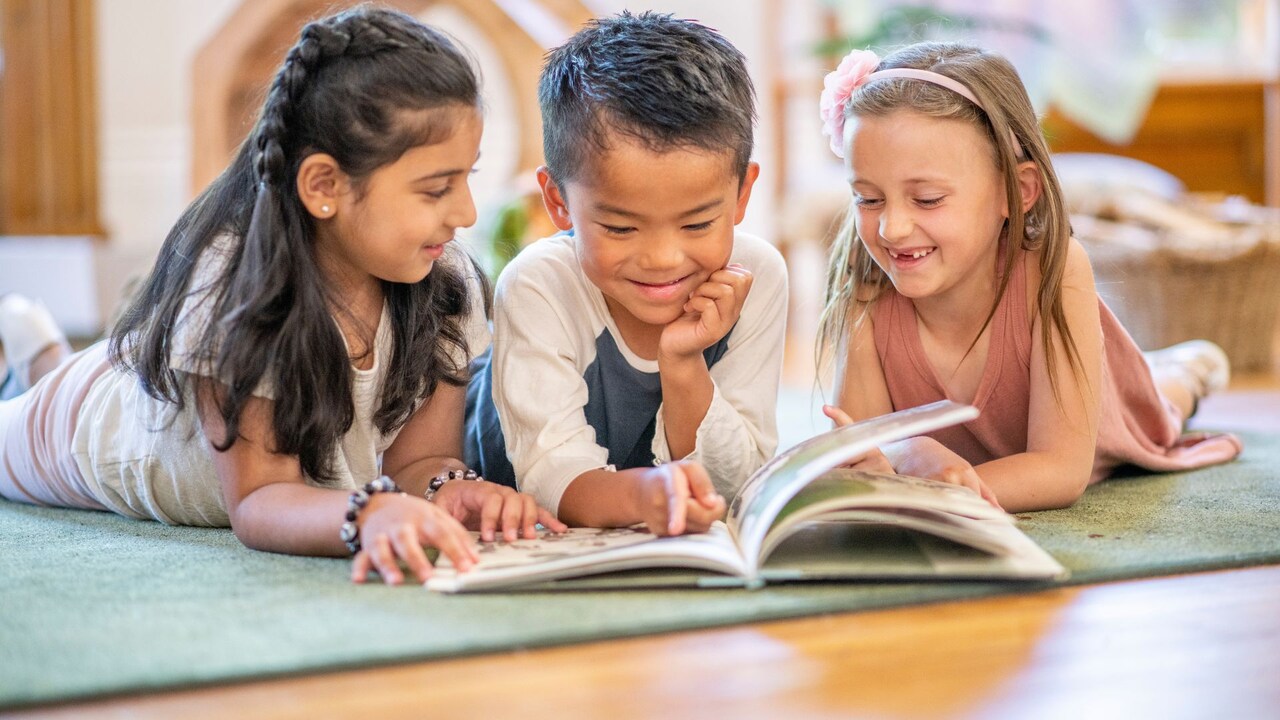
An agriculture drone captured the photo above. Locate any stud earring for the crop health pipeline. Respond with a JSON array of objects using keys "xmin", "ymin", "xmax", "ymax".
[{"xmin": 320, "ymin": 204, "xmax": 331, "ymax": 215}]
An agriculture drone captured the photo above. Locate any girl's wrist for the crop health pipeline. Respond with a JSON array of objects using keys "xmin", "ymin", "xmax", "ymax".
[
  {"xmin": 424, "ymin": 468, "xmax": 482, "ymax": 502},
  {"xmin": 339, "ymin": 476, "xmax": 403, "ymax": 555}
]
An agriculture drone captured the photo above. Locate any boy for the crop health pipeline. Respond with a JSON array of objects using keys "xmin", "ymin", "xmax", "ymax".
[{"xmin": 466, "ymin": 12, "xmax": 787, "ymax": 536}]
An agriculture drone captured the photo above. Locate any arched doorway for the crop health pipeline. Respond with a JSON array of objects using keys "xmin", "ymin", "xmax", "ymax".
[{"xmin": 190, "ymin": 0, "xmax": 594, "ymax": 193}]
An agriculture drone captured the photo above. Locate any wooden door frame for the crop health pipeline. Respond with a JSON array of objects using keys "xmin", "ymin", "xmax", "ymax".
[{"xmin": 190, "ymin": 0, "xmax": 593, "ymax": 195}]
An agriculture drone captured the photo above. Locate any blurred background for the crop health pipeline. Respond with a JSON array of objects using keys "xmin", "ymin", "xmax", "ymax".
[{"xmin": 1, "ymin": 0, "xmax": 1277, "ymax": 442}]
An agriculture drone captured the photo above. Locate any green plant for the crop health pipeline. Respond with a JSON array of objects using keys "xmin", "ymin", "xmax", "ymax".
[{"xmin": 816, "ymin": 4, "xmax": 1048, "ymax": 54}]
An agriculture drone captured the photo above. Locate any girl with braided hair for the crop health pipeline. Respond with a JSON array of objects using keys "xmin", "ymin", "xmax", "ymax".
[{"xmin": 0, "ymin": 6, "xmax": 564, "ymax": 585}]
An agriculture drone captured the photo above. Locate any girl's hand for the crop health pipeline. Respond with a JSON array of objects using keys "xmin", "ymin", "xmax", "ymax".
[
  {"xmin": 822, "ymin": 404, "xmax": 895, "ymax": 473},
  {"xmin": 633, "ymin": 460, "xmax": 726, "ymax": 536},
  {"xmin": 432, "ymin": 479, "xmax": 567, "ymax": 543},
  {"xmin": 351, "ymin": 493, "xmax": 479, "ymax": 585},
  {"xmin": 890, "ymin": 436, "xmax": 1004, "ymax": 510},
  {"xmin": 659, "ymin": 264, "xmax": 753, "ymax": 360}
]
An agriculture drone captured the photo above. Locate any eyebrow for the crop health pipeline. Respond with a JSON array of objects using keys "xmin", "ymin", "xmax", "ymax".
[
  {"xmin": 413, "ymin": 169, "xmax": 466, "ymax": 182},
  {"xmin": 851, "ymin": 177, "xmax": 951, "ymax": 188},
  {"xmin": 411, "ymin": 152, "xmax": 482, "ymax": 183},
  {"xmin": 593, "ymin": 199, "xmax": 723, "ymax": 219}
]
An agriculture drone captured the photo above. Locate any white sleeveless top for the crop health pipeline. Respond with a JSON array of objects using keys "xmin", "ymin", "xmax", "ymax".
[{"xmin": 70, "ymin": 237, "xmax": 489, "ymax": 527}]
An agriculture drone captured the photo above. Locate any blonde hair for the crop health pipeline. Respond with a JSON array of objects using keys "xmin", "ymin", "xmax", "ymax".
[{"xmin": 816, "ymin": 41, "xmax": 1082, "ymax": 399}]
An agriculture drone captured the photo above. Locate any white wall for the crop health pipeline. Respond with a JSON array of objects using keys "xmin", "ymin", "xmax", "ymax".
[{"xmin": 92, "ymin": 0, "xmax": 241, "ymax": 333}]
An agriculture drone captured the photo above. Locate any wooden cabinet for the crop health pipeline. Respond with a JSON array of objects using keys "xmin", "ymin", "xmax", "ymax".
[
  {"xmin": 0, "ymin": 0, "xmax": 103, "ymax": 236},
  {"xmin": 1045, "ymin": 80, "xmax": 1279, "ymax": 207}
]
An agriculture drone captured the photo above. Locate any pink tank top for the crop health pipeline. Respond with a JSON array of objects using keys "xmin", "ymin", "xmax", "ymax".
[{"xmin": 872, "ymin": 250, "xmax": 1242, "ymax": 483}]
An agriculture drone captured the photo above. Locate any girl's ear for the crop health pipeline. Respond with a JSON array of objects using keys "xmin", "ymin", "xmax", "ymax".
[
  {"xmin": 296, "ymin": 153, "xmax": 347, "ymax": 219},
  {"xmin": 733, "ymin": 162, "xmax": 761, "ymax": 224},
  {"xmin": 1015, "ymin": 160, "xmax": 1042, "ymax": 214},
  {"xmin": 536, "ymin": 166, "xmax": 574, "ymax": 231}
]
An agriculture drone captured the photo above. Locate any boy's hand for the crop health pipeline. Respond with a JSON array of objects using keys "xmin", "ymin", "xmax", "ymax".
[
  {"xmin": 659, "ymin": 264, "xmax": 753, "ymax": 360},
  {"xmin": 351, "ymin": 493, "xmax": 479, "ymax": 585},
  {"xmin": 632, "ymin": 460, "xmax": 727, "ymax": 536},
  {"xmin": 432, "ymin": 479, "xmax": 567, "ymax": 543}
]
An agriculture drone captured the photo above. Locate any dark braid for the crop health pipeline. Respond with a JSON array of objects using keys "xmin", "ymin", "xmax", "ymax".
[{"xmin": 111, "ymin": 6, "xmax": 482, "ymax": 483}]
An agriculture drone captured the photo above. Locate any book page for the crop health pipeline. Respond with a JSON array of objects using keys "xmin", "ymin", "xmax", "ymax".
[
  {"xmin": 748, "ymin": 471, "xmax": 1066, "ymax": 579},
  {"xmin": 426, "ymin": 522, "xmax": 749, "ymax": 593},
  {"xmin": 729, "ymin": 400, "xmax": 980, "ymax": 571},
  {"xmin": 759, "ymin": 520, "xmax": 1066, "ymax": 581}
]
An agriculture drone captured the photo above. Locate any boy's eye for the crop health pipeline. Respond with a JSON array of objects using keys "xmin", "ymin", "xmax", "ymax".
[
  {"xmin": 917, "ymin": 196, "xmax": 945, "ymax": 207},
  {"xmin": 601, "ymin": 224, "xmax": 635, "ymax": 236},
  {"xmin": 683, "ymin": 220, "xmax": 714, "ymax": 232}
]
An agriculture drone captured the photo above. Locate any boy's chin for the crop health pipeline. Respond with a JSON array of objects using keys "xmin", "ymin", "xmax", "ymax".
[{"xmin": 617, "ymin": 302, "xmax": 686, "ymax": 328}]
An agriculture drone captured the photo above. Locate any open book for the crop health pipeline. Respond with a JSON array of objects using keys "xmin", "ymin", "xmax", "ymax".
[{"xmin": 426, "ymin": 401, "xmax": 1067, "ymax": 593}]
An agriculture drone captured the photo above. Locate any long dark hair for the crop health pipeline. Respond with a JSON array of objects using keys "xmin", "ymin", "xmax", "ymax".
[{"xmin": 110, "ymin": 7, "xmax": 482, "ymax": 482}]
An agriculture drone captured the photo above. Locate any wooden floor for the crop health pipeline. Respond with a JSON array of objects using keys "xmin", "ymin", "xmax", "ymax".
[{"xmin": 8, "ymin": 371, "xmax": 1279, "ymax": 719}]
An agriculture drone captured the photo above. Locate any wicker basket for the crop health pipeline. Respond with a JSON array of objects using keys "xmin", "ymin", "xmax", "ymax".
[{"xmin": 1076, "ymin": 215, "xmax": 1280, "ymax": 372}]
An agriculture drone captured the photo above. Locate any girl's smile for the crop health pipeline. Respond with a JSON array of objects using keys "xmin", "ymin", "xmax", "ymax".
[
  {"xmin": 884, "ymin": 245, "xmax": 937, "ymax": 269},
  {"xmin": 887, "ymin": 246, "xmax": 936, "ymax": 260}
]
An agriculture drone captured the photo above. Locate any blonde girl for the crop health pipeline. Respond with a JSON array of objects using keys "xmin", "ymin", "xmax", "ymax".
[{"xmin": 817, "ymin": 42, "xmax": 1240, "ymax": 512}]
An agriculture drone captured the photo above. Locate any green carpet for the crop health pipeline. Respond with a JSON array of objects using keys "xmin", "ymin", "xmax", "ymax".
[{"xmin": 2, "ymin": 431, "xmax": 1278, "ymax": 709}]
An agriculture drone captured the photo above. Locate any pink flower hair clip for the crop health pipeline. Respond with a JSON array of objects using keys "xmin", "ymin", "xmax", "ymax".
[
  {"xmin": 819, "ymin": 49, "xmax": 880, "ymax": 159},
  {"xmin": 820, "ymin": 49, "xmax": 1011, "ymax": 160}
]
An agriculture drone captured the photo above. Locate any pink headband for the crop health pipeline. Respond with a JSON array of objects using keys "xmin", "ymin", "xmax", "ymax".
[{"xmin": 820, "ymin": 49, "xmax": 1005, "ymax": 159}]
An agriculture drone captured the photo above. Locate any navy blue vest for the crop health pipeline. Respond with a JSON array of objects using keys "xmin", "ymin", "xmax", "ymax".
[{"xmin": 464, "ymin": 328, "xmax": 733, "ymax": 489}]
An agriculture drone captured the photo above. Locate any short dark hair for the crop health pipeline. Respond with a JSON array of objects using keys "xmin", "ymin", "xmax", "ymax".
[{"xmin": 539, "ymin": 11, "xmax": 756, "ymax": 185}]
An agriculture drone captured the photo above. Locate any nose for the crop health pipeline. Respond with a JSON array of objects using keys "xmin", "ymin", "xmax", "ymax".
[
  {"xmin": 878, "ymin": 202, "xmax": 913, "ymax": 243},
  {"xmin": 638, "ymin": 231, "xmax": 683, "ymax": 270},
  {"xmin": 449, "ymin": 181, "xmax": 478, "ymax": 230}
]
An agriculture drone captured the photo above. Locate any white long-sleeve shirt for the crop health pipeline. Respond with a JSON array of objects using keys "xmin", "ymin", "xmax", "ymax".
[{"xmin": 465, "ymin": 231, "xmax": 787, "ymax": 515}]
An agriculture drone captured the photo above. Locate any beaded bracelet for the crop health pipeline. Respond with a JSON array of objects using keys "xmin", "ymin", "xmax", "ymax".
[
  {"xmin": 424, "ymin": 468, "xmax": 482, "ymax": 502},
  {"xmin": 339, "ymin": 475, "xmax": 402, "ymax": 555}
]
